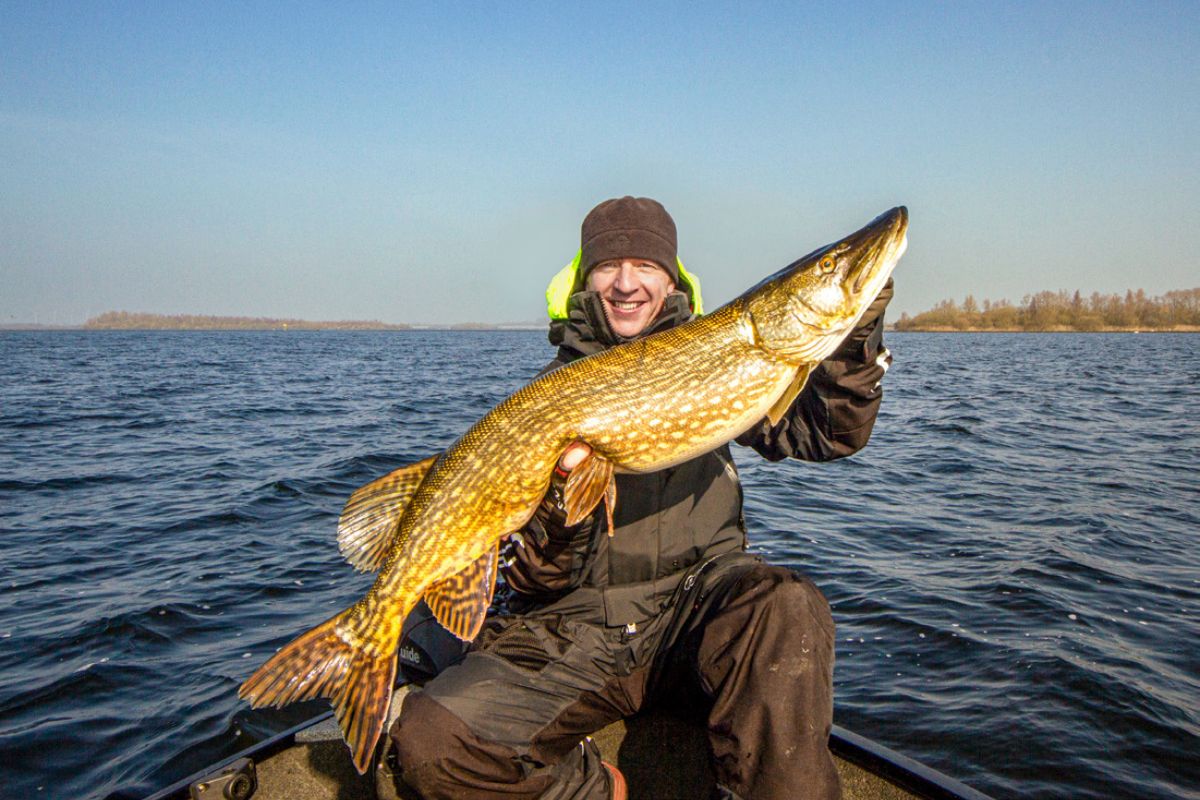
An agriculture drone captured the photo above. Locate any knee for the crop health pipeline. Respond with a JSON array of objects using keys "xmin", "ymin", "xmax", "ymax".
[
  {"xmin": 390, "ymin": 690, "xmax": 457, "ymax": 779},
  {"xmin": 741, "ymin": 566, "xmax": 834, "ymax": 639},
  {"xmin": 390, "ymin": 690, "xmax": 528, "ymax": 796}
]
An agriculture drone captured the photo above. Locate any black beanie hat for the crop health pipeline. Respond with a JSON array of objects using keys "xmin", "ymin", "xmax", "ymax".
[{"xmin": 579, "ymin": 196, "xmax": 679, "ymax": 285}]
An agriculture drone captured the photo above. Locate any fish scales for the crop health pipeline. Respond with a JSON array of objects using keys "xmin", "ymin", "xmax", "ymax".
[
  {"xmin": 369, "ymin": 303, "xmax": 791, "ymax": 610},
  {"xmin": 418, "ymin": 315, "xmax": 763, "ymax": 511},
  {"xmin": 239, "ymin": 207, "xmax": 909, "ymax": 773}
]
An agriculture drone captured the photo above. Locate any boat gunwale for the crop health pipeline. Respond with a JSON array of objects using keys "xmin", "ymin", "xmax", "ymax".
[
  {"xmin": 144, "ymin": 709, "xmax": 995, "ymax": 800},
  {"xmin": 830, "ymin": 724, "xmax": 993, "ymax": 800},
  {"xmin": 142, "ymin": 711, "xmax": 335, "ymax": 800}
]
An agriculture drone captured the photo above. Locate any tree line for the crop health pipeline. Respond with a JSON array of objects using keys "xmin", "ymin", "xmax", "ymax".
[
  {"xmin": 894, "ymin": 288, "xmax": 1200, "ymax": 332},
  {"xmin": 84, "ymin": 311, "xmax": 411, "ymax": 330}
]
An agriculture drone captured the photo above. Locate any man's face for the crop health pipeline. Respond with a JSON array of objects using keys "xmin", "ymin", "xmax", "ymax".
[{"xmin": 585, "ymin": 258, "xmax": 676, "ymax": 338}]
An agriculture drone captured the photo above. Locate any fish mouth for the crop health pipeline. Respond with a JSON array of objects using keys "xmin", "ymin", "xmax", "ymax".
[
  {"xmin": 786, "ymin": 207, "xmax": 907, "ymax": 326},
  {"xmin": 846, "ymin": 206, "xmax": 908, "ymax": 294}
]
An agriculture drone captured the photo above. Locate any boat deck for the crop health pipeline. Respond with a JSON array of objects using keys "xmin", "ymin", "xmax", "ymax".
[
  {"xmin": 161, "ymin": 684, "xmax": 990, "ymax": 800},
  {"xmin": 243, "ymin": 686, "xmax": 921, "ymax": 800}
]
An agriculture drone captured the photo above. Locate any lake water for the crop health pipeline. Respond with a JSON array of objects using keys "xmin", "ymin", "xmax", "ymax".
[{"xmin": 0, "ymin": 330, "xmax": 1196, "ymax": 799}]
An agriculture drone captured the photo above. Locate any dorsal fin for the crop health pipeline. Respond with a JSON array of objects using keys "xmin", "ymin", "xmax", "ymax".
[
  {"xmin": 424, "ymin": 545, "xmax": 499, "ymax": 641},
  {"xmin": 337, "ymin": 455, "xmax": 438, "ymax": 571},
  {"xmin": 766, "ymin": 366, "xmax": 812, "ymax": 427}
]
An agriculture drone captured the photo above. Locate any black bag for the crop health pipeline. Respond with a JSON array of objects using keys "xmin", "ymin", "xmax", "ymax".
[{"xmin": 397, "ymin": 600, "xmax": 471, "ymax": 683}]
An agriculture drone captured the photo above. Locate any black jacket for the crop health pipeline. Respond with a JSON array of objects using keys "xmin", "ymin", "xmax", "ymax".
[{"xmin": 500, "ymin": 287, "xmax": 890, "ymax": 629}]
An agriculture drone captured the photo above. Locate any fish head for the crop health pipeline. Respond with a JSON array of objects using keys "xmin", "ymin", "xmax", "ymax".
[{"xmin": 743, "ymin": 206, "xmax": 908, "ymax": 363}]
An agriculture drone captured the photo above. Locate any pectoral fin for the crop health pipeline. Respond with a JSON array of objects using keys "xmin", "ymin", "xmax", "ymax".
[
  {"xmin": 424, "ymin": 544, "xmax": 499, "ymax": 641},
  {"xmin": 765, "ymin": 366, "xmax": 812, "ymax": 427},
  {"xmin": 337, "ymin": 455, "xmax": 439, "ymax": 571},
  {"xmin": 563, "ymin": 449, "xmax": 616, "ymax": 531},
  {"xmin": 603, "ymin": 475, "xmax": 617, "ymax": 537}
]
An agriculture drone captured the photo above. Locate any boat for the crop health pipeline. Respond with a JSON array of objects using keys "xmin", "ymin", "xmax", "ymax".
[{"xmin": 145, "ymin": 684, "xmax": 994, "ymax": 800}]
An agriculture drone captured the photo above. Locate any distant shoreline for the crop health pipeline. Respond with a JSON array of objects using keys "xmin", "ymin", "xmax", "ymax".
[
  {"xmin": 81, "ymin": 311, "xmax": 414, "ymax": 330},
  {"xmin": 0, "ymin": 311, "xmax": 546, "ymax": 331},
  {"xmin": 6, "ymin": 293, "xmax": 1198, "ymax": 333},
  {"xmin": 895, "ymin": 288, "xmax": 1198, "ymax": 332}
]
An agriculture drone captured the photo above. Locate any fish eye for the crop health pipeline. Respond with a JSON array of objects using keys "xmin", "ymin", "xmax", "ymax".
[{"xmin": 819, "ymin": 255, "xmax": 836, "ymax": 274}]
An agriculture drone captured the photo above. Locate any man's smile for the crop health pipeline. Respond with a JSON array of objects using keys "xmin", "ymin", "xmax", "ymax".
[{"xmin": 599, "ymin": 296, "xmax": 660, "ymax": 334}]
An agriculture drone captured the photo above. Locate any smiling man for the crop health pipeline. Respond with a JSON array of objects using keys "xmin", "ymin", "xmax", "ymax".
[
  {"xmin": 390, "ymin": 197, "xmax": 894, "ymax": 800},
  {"xmin": 587, "ymin": 255, "xmax": 675, "ymax": 336},
  {"xmin": 578, "ymin": 196, "xmax": 683, "ymax": 338}
]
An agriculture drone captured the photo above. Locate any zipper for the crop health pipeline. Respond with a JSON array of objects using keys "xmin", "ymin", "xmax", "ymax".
[{"xmin": 683, "ymin": 553, "xmax": 723, "ymax": 592}]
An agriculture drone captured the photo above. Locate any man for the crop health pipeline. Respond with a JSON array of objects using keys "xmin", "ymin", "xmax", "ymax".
[{"xmin": 391, "ymin": 197, "xmax": 893, "ymax": 799}]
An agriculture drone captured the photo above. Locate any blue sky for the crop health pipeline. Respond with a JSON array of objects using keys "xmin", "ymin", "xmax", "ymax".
[{"xmin": 2, "ymin": 2, "xmax": 1197, "ymax": 324}]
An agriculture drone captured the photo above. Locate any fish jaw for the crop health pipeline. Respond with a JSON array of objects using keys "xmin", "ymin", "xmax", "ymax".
[{"xmin": 743, "ymin": 207, "xmax": 908, "ymax": 364}]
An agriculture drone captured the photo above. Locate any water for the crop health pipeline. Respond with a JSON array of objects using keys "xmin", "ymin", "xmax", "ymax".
[{"xmin": 0, "ymin": 330, "xmax": 1196, "ymax": 799}]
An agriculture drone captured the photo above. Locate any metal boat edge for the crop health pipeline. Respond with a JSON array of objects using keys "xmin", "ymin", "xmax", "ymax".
[
  {"xmin": 830, "ymin": 725, "xmax": 993, "ymax": 800},
  {"xmin": 145, "ymin": 705, "xmax": 995, "ymax": 800}
]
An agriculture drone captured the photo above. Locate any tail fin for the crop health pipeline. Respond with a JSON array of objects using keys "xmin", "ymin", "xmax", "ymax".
[{"xmin": 238, "ymin": 609, "xmax": 397, "ymax": 774}]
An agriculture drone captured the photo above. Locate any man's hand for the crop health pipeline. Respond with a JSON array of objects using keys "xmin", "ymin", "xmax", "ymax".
[
  {"xmin": 521, "ymin": 442, "xmax": 596, "ymax": 548},
  {"xmin": 833, "ymin": 278, "xmax": 893, "ymax": 361},
  {"xmin": 559, "ymin": 442, "xmax": 592, "ymax": 472},
  {"xmin": 857, "ymin": 277, "xmax": 893, "ymax": 329}
]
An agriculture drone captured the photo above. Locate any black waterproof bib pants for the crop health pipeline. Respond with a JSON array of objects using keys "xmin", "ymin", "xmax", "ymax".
[{"xmin": 390, "ymin": 556, "xmax": 840, "ymax": 800}]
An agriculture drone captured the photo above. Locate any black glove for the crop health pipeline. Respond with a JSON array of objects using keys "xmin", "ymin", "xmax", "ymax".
[
  {"xmin": 833, "ymin": 278, "xmax": 893, "ymax": 362},
  {"xmin": 522, "ymin": 465, "xmax": 593, "ymax": 548}
]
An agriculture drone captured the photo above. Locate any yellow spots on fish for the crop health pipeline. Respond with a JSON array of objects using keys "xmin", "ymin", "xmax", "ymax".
[
  {"xmin": 648, "ymin": 418, "xmax": 662, "ymax": 428},
  {"xmin": 678, "ymin": 402, "xmax": 693, "ymax": 413},
  {"xmin": 732, "ymin": 400, "xmax": 746, "ymax": 411}
]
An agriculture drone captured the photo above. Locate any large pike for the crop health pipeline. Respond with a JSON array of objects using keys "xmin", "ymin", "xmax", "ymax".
[{"xmin": 239, "ymin": 207, "xmax": 909, "ymax": 772}]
